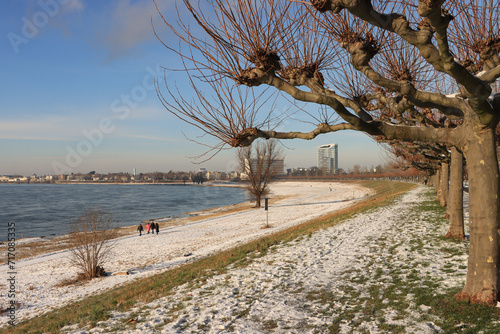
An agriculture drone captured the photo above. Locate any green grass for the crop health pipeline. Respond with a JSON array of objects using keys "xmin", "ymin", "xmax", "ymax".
[
  {"xmin": 1, "ymin": 181, "xmax": 420, "ymax": 334},
  {"xmin": 321, "ymin": 187, "xmax": 500, "ymax": 334},
  {"xmin": 430, "ymin": 288, "xmax": 500, "ymax": 333}
]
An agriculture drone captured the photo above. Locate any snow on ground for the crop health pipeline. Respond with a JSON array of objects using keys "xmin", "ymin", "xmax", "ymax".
[
  {"xmin": 63, "ymin": 185, "xmax": 475, "ymax": 334},
  {"xmin": 0, "ymin": 182, "xmax": 370, "ymax": 328}
]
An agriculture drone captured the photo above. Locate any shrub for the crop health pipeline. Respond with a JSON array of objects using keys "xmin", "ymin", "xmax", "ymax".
[{"xmin": 68, "ymin": 209, "xmax": 116, "ymax": 280}]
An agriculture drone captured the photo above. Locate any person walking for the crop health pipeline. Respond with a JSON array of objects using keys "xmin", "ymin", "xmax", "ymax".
[
  {"xmin": 137, "ymin": 224, "xmax": 144, "ymax": 236},
  {"xmin": 146, "ymin": 222, "xmax": 151, "ymax": 234},
  {"xmin": 155, "ymin": 222, "xmax": 159, "ymax": 235},
  {"xmin": 150, "ymin": 222, "xmax": 156, "ymax": 234}
]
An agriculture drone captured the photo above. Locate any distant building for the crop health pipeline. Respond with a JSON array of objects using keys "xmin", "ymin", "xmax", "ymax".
[
  {"xmin": 317, "ymin": 143, "xmax": 338, "ymax": 175},
  {"xmin": 243, "ymin": 158, "xmax": 285, "ymax": 178}
]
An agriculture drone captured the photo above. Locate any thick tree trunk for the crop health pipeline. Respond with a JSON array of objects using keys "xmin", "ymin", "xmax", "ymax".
[
  {"xmin": 446, "ymin": 147, "xmax": 465, "ymax": 239},
  {"xmin": 457, "ymin": 127, "xmax": 500, "ymax": 305},
  {"xmin": 439, "ymin": 162, "xmax": 449, "ymax": 207}
]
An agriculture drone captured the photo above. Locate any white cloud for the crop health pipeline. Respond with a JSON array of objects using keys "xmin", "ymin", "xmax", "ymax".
[
  {"xmin": 63, "ymin": 0, "xmax": 84, "ymax": 13},
  {"xmin": 126, "ymin": 134, "xmax": 176, "ymax": 142},
  {"xmin": 98, "ymin": 0, "xmax": 172, "ymax": 62},
  {"xmin": 0, "ymin": 118, "xmax": 76, "ymax": 141},
  {"xmin": 24, "ymin": 0, "xmax": 85, "ymax": 37},
  {"xmin": 0, "ymin": 113, "xmax": 112, "ymax": 141},
  {"xmin": 50, "ymin": 0, "xmax": 85, "ymax": 36}
]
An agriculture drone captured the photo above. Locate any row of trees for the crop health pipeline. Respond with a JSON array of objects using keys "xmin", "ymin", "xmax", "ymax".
[
  {"xmin": 154, "ymin": 0, "xmax": 500, "ymax": 305},
  {"xmin": 286, "ymin": 164, "xmax": 387, "ymax": 177},
  {"xmin": 81, "ymin": 171, "xmax": 201, "ymax": 183},
  {"xmin": 385, "ymin": 140, "xmax": 466, "ymax": 237}
]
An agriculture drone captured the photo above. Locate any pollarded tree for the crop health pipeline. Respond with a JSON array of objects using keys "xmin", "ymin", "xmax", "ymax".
[
  {"xmin": 381, "ymin": 139, "xmax": 446, "ymax": 174},
  {"xmin": 154, "ymin": 0, "xmax": 500, "ymax": 305}
]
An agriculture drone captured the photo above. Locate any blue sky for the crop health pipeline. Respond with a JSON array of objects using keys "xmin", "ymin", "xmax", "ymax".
[{"xmin": 0, "ymin": 0, "xmax": 385, "ymax": 176}]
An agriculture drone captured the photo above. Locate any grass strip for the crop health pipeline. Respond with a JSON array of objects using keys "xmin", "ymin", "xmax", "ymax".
[
  {"xmin": 2, "ymin": 180, "xmax": 414, "ymax": 334},
  {"xmin": 324, "ymin": 187, "xmax": 500, "ymax": 334}
]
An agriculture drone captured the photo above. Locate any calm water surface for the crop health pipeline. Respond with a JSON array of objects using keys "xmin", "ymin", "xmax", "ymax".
[{"xmin": 0, "ymin": 183, "xmax": 247, "ymax": 241}]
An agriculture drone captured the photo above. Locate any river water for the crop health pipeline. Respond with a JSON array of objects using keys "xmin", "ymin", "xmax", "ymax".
[{"xmin": 0, "ymin": 183, "xmax": 247, "ymax": 241}]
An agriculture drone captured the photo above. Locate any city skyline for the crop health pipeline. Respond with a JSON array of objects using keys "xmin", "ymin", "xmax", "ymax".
[{"xmin": 0, "ymin": 0, "xmax": 385, "ymax": 176}]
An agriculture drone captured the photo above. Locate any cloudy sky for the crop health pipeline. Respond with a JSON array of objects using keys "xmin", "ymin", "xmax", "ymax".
[{"xmin": 0, "ymin": 0, "xmax": 385, "ymax": 176}]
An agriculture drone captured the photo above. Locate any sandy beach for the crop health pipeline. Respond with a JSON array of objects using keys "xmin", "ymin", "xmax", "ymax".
[{"xmin": 0, "ymin": 181, "xmax": 371, "ymax": 328}]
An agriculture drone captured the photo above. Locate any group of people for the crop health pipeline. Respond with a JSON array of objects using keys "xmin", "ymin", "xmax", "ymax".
[{"xmin": 137, "ymin": 221, "xmax": 160, "ymax": 236}]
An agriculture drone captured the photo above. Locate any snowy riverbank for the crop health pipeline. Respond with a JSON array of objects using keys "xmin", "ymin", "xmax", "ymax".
[
  {"xmin": 62, "ymin": 184, "xmax": 483, "ymax": 333},
  {"xmin": 0, "ymin": 181, "xmax": 371, "ymax": 328}
]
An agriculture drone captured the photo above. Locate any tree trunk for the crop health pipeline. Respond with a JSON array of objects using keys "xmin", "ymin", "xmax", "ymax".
[
  {"xmin": 446, "ymin": 147, "xmax": 465, "ymax": 239},
  {"xmin": 439, "ymin": 162, "xmax": 449, "ymax": 207},
  {"xmin": 255, "ymin": 194, "xmax": 261, "ymax": 208},
  {"xmin": 457, "ymin": 127, "xmax": 500, "ymax": 305},
  {"xmin": 431, "ymin": 172, "xmax": 439, "ymax": 192},
  {"xmin": 435, "ymin": 168, "xmax": 441, "ymax": 200}
]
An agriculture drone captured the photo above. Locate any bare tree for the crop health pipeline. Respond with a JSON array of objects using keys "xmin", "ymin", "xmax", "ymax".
[
  {"xmin": 238, "ymin": 139, "xmax": 284, "ymax": 208},
  {"xmin": 68, "ymin": 209, "xmax": 116, "ymax": 280},
  {"xmin": 155, "ymin": 0, "xmax": 500, "ymax": 305}
]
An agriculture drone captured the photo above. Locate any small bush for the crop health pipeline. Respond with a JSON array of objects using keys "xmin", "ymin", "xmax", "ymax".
[{"xmin": 68, "ymin": 209, "xmax": 116, "ymax": 281}]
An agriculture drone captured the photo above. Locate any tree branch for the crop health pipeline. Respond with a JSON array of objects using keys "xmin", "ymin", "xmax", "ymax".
[
  {"xmin": 478, "ymin": 64, "xmax": 500, "ymax": 84},
  {"xmin": 311, "ymin": 0, "xmax": 491, "ymax": 97},
  {"xmin": 379, "ymin": 121, "xmax": 458, "ymax": 146},
  {"xmin": 236, "ymin": 122, "xmax": 357, "ymax": 146},
  {"xmin": 257, "ymin": 71, "xmax": 382, "ymax": 134},
  {"xmin": 350, "ymin": 61, "xmax": 465, "ymax": 117}
]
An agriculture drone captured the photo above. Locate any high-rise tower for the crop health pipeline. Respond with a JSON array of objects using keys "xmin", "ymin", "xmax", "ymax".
[{"xmin": 317, "ymin": 144, "xmax": 338, "ymax": 175}]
